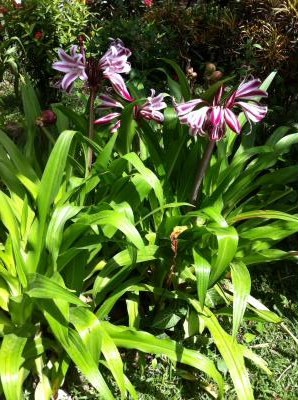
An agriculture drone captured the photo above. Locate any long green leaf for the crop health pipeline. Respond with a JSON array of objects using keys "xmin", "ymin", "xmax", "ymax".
[
  {"xmin": 79, "ymin": 210, "xmax": 144, "ymax": 249},
  {"xmin": 71, "ymin": 308, "xmax": 137, "ymax": 399},
  {"xmin": 46, "ymin": 205, "xmax": 82, "ymax": 269},
  {"xmin": 0, "ymin": 130, "xmax": 39, "ymax": 197},
  {"xmin": 27, "ymin": 274, "xmax": 86, "ymax": 306},
  {"xmin": 37, "ymin": 130, "xmax": 77, "ymax": 224},
  {"xmin": 231, "ymin": 262, "xmax": 251, "ymax": 338},
  {"xmin": 0, "ymin": 192, "xmax": 28, "ymax": 285},
  {"xmin": 0, "ymin": 333, "xmax": 27, "ymax": 400},
  {"xmin": 123, "ymin": 152, "xmax": 164, "ymax": 206},
  {"xmin": 190, "ymin": 299, "xmax": 255, "ymax": 400},
  {"xmin": 193, "ymin": 249, "xmax": 211, "ymax": 308},
  {"xmin": 228, "ymin": 210, "xmax": 298, "ymax": 225},
  {"xmin": 207, "ymin": 226, "xmax": 238, "ymax": 286},
  {"xmin": 160, "ymin": 58, "xmax": 191, "ymax": 101},
  {"xmin": 104, "ymin": 321, "xmax": 224, "ymax": 398}
]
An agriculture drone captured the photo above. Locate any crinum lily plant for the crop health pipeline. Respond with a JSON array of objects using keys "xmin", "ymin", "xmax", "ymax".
[{"xmin": 1, "ymin": 35, "xmax": 297, "ymax": 400}]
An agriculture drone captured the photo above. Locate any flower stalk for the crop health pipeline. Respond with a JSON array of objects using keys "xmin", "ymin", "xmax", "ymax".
[
  {"xmin": 191, "ymin": 140, "xmax": 215, "ymax": 206},
  {"xmin": 87, "ymin": 87, "xmax": 97, "ymax": 170}
]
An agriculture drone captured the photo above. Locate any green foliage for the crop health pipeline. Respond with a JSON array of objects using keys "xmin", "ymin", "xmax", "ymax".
[{"xmin": 0, "ymin": 62, "xmax": 298, "ymax": 400}]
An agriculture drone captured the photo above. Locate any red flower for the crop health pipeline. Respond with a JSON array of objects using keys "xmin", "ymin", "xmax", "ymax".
[
  {"xmin": 144, "ymin": 0, "xmax": 154, "ymax": 7},
  {"xmin": 34, "ymin": 31, "xmax": 44, "ymax": 40}
]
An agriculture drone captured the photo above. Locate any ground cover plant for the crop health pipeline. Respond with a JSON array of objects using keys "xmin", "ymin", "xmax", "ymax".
[{"xmin": 1, "ymin": 5, "xmax": 298, "ymax": 400}]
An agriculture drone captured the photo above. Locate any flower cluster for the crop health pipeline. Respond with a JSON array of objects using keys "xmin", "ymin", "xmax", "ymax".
[
  {"xmin": 53, "ymin": 39, "xmax": 167, "ymax": 126},
  {"xmin": 175, "ymin": 79, "xmax": 268, "ymax": 141},
  {"xmin": 53, "ymin": 39, "xmax": 132, "ymax": 99},
  {"xmin": 53, "ymin": 40, "xmax": 268, "ymax": 139},
  {"xmin": 94, "ymin": 89, "xmax": 167, "ymax": 132}
]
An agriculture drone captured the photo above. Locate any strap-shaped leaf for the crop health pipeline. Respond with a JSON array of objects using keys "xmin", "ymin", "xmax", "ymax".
[
  {"xmin": 71, "ymin": 307, "xmax": 137, "ymax": 399},
  {"xmin": 27, "ymin": 273, "xmax": 86, "ymax": 306},
  {"xmin": 193, "ymin": 248, "xmax": 211, "ymax": 308},
  {"xmin": 0, "ymin": 333, "xmax": 27, "ymax": 400},
  {"xmin": 228, "ymin": 209, "xmax": 298, "ymax": 225},
  {"xmin": 160, "ymin": 58, "xmax": 191, "ymax": 101},
  {"xmin": 0, "ymin": 130, "xmax": 39, "ymax": 197},
  {"xmin": 70, "ymin": 307, "xmax": 102, "ymax": 364},
  {"xmin": 95, "ymin": 131, "xmax": 118, "ymax": 171},
  {"xmin": 207, "ymin": 226, "xmax": 238, "ymax": 286},
  {"xmin": 63, "ymin": 329, "xmax": 114, "ymax": 400},
  {"xmin": 123, "ymin": 152, "xmax": 164, "ymax": 206},
  {"xmin": 126, "ymin": 293, "xmax": 140, "ymax": 329},
  {"xmin": 37, "ymin": 130, "xmax": 77, "ymax": 224},
  {"xmin": 231, "ymin": 262, "xmax": 251, "ymax": 337},
  {"xmin": 190, "ymin": 299, "xmax": 255, "ymax": 400},
  {"xmin": 46, "ymin": 205, "xmax": 82, "ymax": 269},
  {"xmin": 117, "ymin": 99, "xmax": 145, "ymax": 155},
  {"xmin": 0, "ymin": 192, "xmax": 28, "ymax": 285},
  {"xmin": 78, "ymin": 210, "xmax": 144, "ymax": 249},
  {"xmin": 93, "ymin": 246, "xmax": 157, "ymax": 301},
  {"xmin": 104, "ymin": 321, "xmax": 224, "ymax": 398}
]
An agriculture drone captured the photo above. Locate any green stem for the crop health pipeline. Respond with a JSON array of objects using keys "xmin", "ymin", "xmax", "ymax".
[
  {"xmin": 87, "ymin": 88, "xmax": 97, "ymax": 171},
  {"xmin": 40, "ymin": 126, "xmax": 55, "ymax": 145},
  {"xmin": 191, "ymin": 140, "xmax": 215, "ymax": 206}
]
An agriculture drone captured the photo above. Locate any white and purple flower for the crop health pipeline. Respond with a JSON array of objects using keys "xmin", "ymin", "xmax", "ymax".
[
  {"xmin": 53, "ymin": 39, "xmax": 133, "ymax": 99},
  {"xmin": 94, "ymin": 89, "xmax": 167, "ymax": 131},
  {"xmin": 175, "ymin": 79, "xmax": 268, "ymax": 141}
]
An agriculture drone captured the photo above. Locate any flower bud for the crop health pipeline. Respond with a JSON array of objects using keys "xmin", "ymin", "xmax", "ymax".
[
  {"xmin": 209, "ymin": 70, "xmax": 223, "ymax": 82},
  {"xmin": 78, "ymin": 34, "xmax": 86, "ymax": 45},
  {"xmin": 36, "ymin": 110, "xmax": 57, "ymax": 127},
  {"xmin": 205, "ymin": 63, "xmax": 216, "ymax": 75},
  {"xmin": 186, "ymin": 67, "xmax": 198, "ymax": 79},
  {"xmin": 34, "ymin": 31, "xmax": 44, "ymax": 40}
]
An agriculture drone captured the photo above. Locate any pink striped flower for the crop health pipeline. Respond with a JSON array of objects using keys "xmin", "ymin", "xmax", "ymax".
[
  {"xmin": 94, "ymin": 89, "xmax": 167, "ymax": 131},
  {"xmin": 175, "ymin": 79, "xmax": 268, "ymax": 141},
  {"xmin": 53, "ymin": 39, "xmax": 132, "ymax": 99}
]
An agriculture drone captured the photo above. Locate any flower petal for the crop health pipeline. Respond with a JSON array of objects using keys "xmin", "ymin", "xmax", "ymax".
[
  {"xmin": 53, "ymin": 46, "xmax": 87, "ymax": 90},
  {"xmin": 94, "ymin": 112, "xmax": 121, "ymax": 125},
  {"xmin": 99, "ymin": 94, "xmax": 124, "ymax": 109},
  {"xmin": 236, "ymin": 101, "xmax": 268, "ymax": 123},
  {"xmin": 61, "ymin": 72, "xmax": 81, "ymax": 92},
  {"xmin": 175, "ymin": 99, "xmax": 205, "ymax": 116},
  {"xmin": 104, "ymin": 72, "xmax": 134, "ymax": 101},
  {"xmin": 210, "ymin": 124, "xmax": 226, "ymax": 141},
  {"xmin": 224, "ymin": 108, "xmax": 241, "ymax": 134},
  {"xmin": 235, "ymin": 79, "xmax": 268, "ymax": 100},
  {"xmin": 139, "ymin": 109, "xmax": 164, "ymax": 123},
  {"xmin": 111, "ymin": 120, "xmax": 121, "ymax": 133},
  {"xmin": 100, "ymin": 39, "xmax": 132, "ymax": 75},
  {"xmin": 209, "ymin": 106, "xmax": 224, "ymax": 127},
  {"xmin": 179, "ymin": 106, "xmax": 209, "ymax": 136}
]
